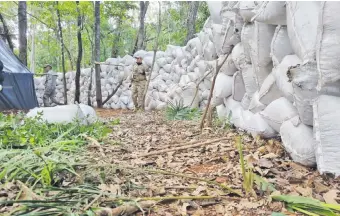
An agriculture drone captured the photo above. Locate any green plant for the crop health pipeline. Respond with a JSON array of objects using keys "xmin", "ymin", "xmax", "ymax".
[
  {"xmin": 272, "ymin": 195, "xmax": 340, "ymax": 216},
  {"xmin": 165, "ymin": 100, "xmax": 201, "ymax": 120},
  {"xmin": 236, "ymin": 136, "xmax": 255, "ymax": 195}
]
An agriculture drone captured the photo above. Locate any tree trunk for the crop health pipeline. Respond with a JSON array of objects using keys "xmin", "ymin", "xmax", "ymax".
[
  {"xmin": 75, "ymin": 1, "xmax": 82, "ymax": 103},
  {"xmin": 18, "ymin": 1, "xmax": 27, "ymax": 65},
  {"xmin": 111, "ymin": 18, "xmax": 122, "ymax": 58},
  {"xmin": 85, "ymin": 26, "xmax": 94, "ymax": 106},
  {"xmin": 185, "ymin": 1, "xmax": 199, "ymax": 45},
  {"xmin": 132, "ymin": 1, "xmax": 149, "ymax": 54},
  {"xmin": 94, "ymin": 1, "xmax": 102, "ymax": 108},
  {"xmin": 143, "ymin": 2, "xmax": 161, "ymax": 110},
  {"xmin": 56, "ymin": 1, "xmax": 67, "ymax": 105},
  {"xmin": 0, "ymin": 12, "xmax": 14, "ymax": 51}
]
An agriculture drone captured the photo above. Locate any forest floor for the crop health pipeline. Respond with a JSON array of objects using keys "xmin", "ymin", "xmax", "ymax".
[
  {"xmin": 92, "ymin": 109, "xmax": 340, "ymax": 215},
  {"xmin": 1, "ymin": 109, "xmax": 339, "ymax": 215}
]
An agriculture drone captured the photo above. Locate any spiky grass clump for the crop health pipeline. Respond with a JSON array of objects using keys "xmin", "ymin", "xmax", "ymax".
[{"xmin": 165, "ymin": 100, "xmax": 201, "ymax": 120}]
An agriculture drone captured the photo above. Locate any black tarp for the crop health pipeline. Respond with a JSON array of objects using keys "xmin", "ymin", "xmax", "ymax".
[{"xmin": 0, "ymin": 39, "xmax": 38, "ymax": 110}]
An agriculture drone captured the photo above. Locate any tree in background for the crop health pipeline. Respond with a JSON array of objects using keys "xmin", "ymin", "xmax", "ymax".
[
  {"xmin": 75, "ymin": 1, "xmax": 83, "ymax": 103},
  {"xmin": 0, "ymin": 12, "xmax": 14, "ymax": 51},
  {"xmin": 94, "ymin": 1, "xmax": 102, "ymax": 108},
  {"xmin": 132, "ymin": 1, "xmax": 149, "ymax": 54},
  {"xmin": 185, "ymin": 1, "xmax": 199, "ymax": 44},
  {"xmin": 18, "ymin": 1, "xmax": 27, "ymax": 65}
]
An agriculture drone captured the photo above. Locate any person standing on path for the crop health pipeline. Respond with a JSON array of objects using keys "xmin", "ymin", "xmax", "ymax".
[
  {"xmin": 131, "ymin": 56, "xmax": 149, "ymax": 111},
  {"xmin": 43, "ymin": 64, "xmax": 62, "ymax": 107}
]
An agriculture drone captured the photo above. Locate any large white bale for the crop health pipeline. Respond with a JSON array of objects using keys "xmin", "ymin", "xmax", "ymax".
[
  {"xmin": 247, "ymin": 22, "xmax": 276, "ymax": 88},
  {"xmin": 286, "ymin": 2, "xmax": 320, "ymax": 63},
  {"xmin": 231, "ymin": 43, "xmax": 251, "ymax": 71},
  {"xmin": 280, "ymin": 116, "xmax": 316, "ymax": 167},
  {"xmin": 240, "ymin": 110, "xmax": 277, "ymax": 138},
  {"xmin": 213, "ymin": 73, "xmax": 233, "ymax": 101},
  {"xmin": 252, "ymin": 1, "xmax": 286, "ymax": 25},
  {"xmin": 314, "ymin": 95, "xmax": 340, "ymax": 175},
  {"xmin": 232, "ymin": 71, "xmax": 245, "ymax": 102},
  {"xmin": 260, "ymin": 97, "xmax": 298, "ymax": 132},
  {"xmin": 316, "ymin": 2, "xmax": 340, "ymax": 89},
  {"xmin": 258, "ymin": 73, "xmax": 282, "ymax": 106},
  {"xmin": 207, "ymin": 1, "xmax": 223, "ymax": 24},
  {"xmin": 26, "ymin": 105, "xmax": 87, "ymax": 125},
  {"xmin": 271, "ymin": 26, "xmax": 294, "ymax": 67},
  {"xmin": 273, "ymin": 55, "xmax": 302, "ymax": 103},
  {"xmin": 241, "ymin": 65, "xmax": 257, "ymax": 97},
  {"xmin": 78, "ymin": 104, "xmax": 98, "ymax": 124}
]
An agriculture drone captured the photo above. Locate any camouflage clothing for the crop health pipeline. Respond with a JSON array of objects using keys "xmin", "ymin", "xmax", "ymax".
[
  {"xmin": 43, "ymin": 70, "xmax": 61, "ymax": 107},
  {"xmin": 131, "ymin": 63, "xmax": 148, "ymax": 109}
]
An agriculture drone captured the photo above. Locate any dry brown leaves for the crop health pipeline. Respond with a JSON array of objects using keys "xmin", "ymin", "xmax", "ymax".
[{"xmin": 66, "ymin": 110, "xmax": 340, "ymax": 215}]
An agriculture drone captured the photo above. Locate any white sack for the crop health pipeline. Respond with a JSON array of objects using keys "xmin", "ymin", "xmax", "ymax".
[
  {"xmin": 224, "ymin": 96, "xmax": 243, "ymax": 127},
  {"xmin": 78, "ymin": 104, "xmax": 98, "ymax": 124},
  {"xmin": 249, "ymin": 91, "xmax": 266, "ymax": 113},
  {"xmin": 182, "ymin": 82, "xmax": 199, "ymax": 108},
  {"xmin": 26, "ymin": 105, "xmax": 87, "ymax": 125},
  {"xmin": 238, "ymin": 1, "xmax": 257, "ymax": 23},
  {"xmin": 220, "ymin": 54, "xmax": 238, "ymax": 76},
  {"xmin": 252, "ymin": 1, "xmax": 286, "ymax": 25},
  {"xmin": 231, "ymin": 43, "xmax": 251, "ymax": 71},
  {"xmin": 207, "ymin": 1, "xmax": 223, "ymax": 24},
  {"xmin": 241, "ymin": 93, "xmax": 251, "ymax": 110},
  {"xmin": 273, "ymin": 55, "xmax": 302, "ymax": 102},
  {"xmin": 314, "ymin": 95, "xmax": 340, "ymax": 175},
  {"xmin": 133, "ymin": 50, "xmax": 147, "ymax": 59},
  {"xmin": 241, "ymin": 65, "xmax": 257, "ymax": 97},
  {"xmin": 213, "ymin": 73, "xmax": 233, "ymax": 100},
  {"xmin": 216, "ymin": 104, "xmax": 228, "ymax": 121},
  {"xmin": 260, "ymin": 97, "xmax": 298, "ymax": 132},
  {"xmin": 316, "ymin": 2, "xmax": 340, "ymax": 89},
  {"xmin": 232, "ymin": 71, "xmax": 246, "ymax": 101},
  {"xmin": 240, "ymin": 110, "xmax": 277, "ymax": 138},
  {"xmin": 271, "ymin": 26, "xmax": 294, "ymax": 67},
  {"xmin": 280, "ymin": 116, "xmax": 316, "ymax": 167},
  {"xmin": 258, "ymin": 73, "xmax": 282, "ymax": 106},
  {"xmin": 286, "ymin": 2, "xmax": 320, "ymax": 63}
]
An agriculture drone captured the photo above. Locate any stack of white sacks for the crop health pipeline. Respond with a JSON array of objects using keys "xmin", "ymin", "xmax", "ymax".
[{"xmin": 34, "ymin": 1, "xmax": 340, "ymax": 176}]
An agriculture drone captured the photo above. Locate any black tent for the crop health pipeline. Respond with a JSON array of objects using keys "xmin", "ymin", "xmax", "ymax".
[{"xmin": 0, "ymin": 39, "xmax": 38, "ymax": 110}]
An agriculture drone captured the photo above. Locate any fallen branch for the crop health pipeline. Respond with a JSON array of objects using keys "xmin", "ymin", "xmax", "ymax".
[
  {"xmin": 200, "ymin": 47, "xmax": 234, "ymax": 131},
  {"xmin": 137, "ymin": 137, "xmax": 230, "ymax": 157},
  {"xmin": 96, "ymin": 200, "xmax": 156, "ymax": 216},
  {"xmin": 84, "ymin": 193, "xmax": 102, "ymax": 211},
  {"xmin": 102, "ymin": 80, "xmax": 124, "ymax": 105}
]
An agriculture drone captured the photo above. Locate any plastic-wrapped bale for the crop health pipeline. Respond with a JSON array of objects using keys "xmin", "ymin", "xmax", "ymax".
[
  {"xmin": 78, "ymin": 104, "xmax": 98, "ymax": 124},
  {"xmin": 288, "ymin": 63, "xmax": 318, "ymax": 126},
  {"xmin": 244, "ymin": 22, "xmax": 276, "ymax": 88},
  {"xmin": 241, "ymin": 65, "xmax": 257, "ymax": 97},
  {"xmin": 219, "ymin": 54, "xmax": 237, "ymax": 76},
  {"xmin": 207, "ymin": 1, "xmax": 222, "ymax": 24},
  {"xmin": 231, "ymin": 43, "xmax": 251, "ymax": 71},
  {"xmin": 286, "ymin": 1, "xmax": 320, "ymax": 63},
  {"xmin": 232, "ymin": 71, "xmax": 245, "ymax": 102},
  {"xmin": 239, "ymin": 109, "xmax": 277, "ymax": 138},
  {"xmin": 260, "ymin": 97, "xmax": 298, "ymax": 132},
  {"xmin": 212, "ymin": 73, "xmax": 233, "ymax": 106},
  {"xmin": 26, "ymin": 105, "xmax": 87, "ymax": 125},
  {"xmin": 236, "ymin": 1, "xmax": 258, "ymax": 23},
  {"xmin": 241, "ymin": 93, "xmax": 251, "ymax": 110},
  {"xmin": 313, "ymin": 95, "xmax": 340, "ymax": 175},
  {"xmin": 224, "ymin": 96, "xmax": 243, "ymax": 128},
  {"xmin": 252, "ymin": 1, "xmax": 286, "ymax": 25},
  {"xmin": 316, "ymin": 2, "xmax": 340, "ymax": 90},
  {"xmin": 279, "ymin": 116, "xmax": 316, "ymax": 167},
  {"xmin": 248, "ymin": 91, "xmax": 266, "ymax": 113},
  {"xmin": 273, "ymin": 55, "xmax": 302, "ymax": 103},
  {"xmin": 271, "ymin": 26, "xmax": 294, "ymax": 67},
  {"xmin": 216, "ymin": 104, "xmax": 228, "ymax": 121},
  {"xmin": 258, "ymin": 73, "xmax": 282, "ymax": 106}
]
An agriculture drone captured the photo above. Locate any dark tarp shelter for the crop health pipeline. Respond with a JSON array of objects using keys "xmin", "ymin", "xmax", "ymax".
[{"xmin": 0, "ymin": 39, "xmax": 38, "ymax": 110}]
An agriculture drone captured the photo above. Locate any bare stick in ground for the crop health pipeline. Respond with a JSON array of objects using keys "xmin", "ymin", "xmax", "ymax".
[
  {"xmin": 137, "ymin": 137, "xmax": 229, "ymax": 157},
  {"xmin": 200, "ymin": 47, "xmax": 234, "ymax": 131}
]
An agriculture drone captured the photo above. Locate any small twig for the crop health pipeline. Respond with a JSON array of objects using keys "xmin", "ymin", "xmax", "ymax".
[
  {"xmin": 84, "ymin": 193, "xmax": 102, "ymax": 211},
  {"xmin": 137, "ymin": 137, "xmax": 230, "ymax": 157},
  {"xmin": 96, "ymin": 200, "xmax": 156, "ymax": 216}
]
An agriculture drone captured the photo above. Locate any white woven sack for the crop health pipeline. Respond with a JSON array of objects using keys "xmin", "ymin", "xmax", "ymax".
[
  {"xmin": 271, "ymin": 26, "xmax": 294, "ymax": 67},
  {"xmin": 232, "ymin": 71, "xmax": 246, "ymax": 102},
  {"xmin": 252, "ymin": 1, "xmax": 286, "ymax": 25}
]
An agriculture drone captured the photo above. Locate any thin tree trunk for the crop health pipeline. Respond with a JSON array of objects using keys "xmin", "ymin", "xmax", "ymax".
[
  {"xmin": 75, "ymin": 1, "xmax": 82, "ymax": 103},
  {"xmin": 111, "ymin": 18, "xmax": 122, "ymax": 58},
  {"xmin": 185, "ymin": 1, "xmax": 199, "ymax": 44},
  {"xmin": 0, "ymin": 12, "xmax": 14, "ymax": 51},
  {"xmin": 143, "ymin": 2, "xmax": 161, "ymax": 110},
  {"xmin": 94, "ymin": 1, "xmax": 102, "ymax": 108},
  {"xmin": 132, "ymin": 1, "xmax": 149, "ymax": 54},
  {"xmin": 56, "ymin": 1, "xmax": 67, "ymax": 104},
  {"xmin": 85, "ymin": 25, "xmax": 94, "ymax": 106},
  {"xmin": 18, "ymin": 1, "xmax": 27, "ymax": 65}
]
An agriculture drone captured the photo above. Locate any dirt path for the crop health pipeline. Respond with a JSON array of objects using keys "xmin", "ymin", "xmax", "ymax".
[{"xmin": 92, "ymin": 109, "xmax": 339, "ymax": 216}]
